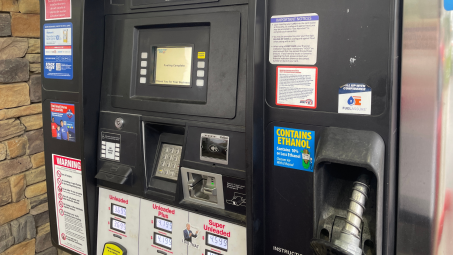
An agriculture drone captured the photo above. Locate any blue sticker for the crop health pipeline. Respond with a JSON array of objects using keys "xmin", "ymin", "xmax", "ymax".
[
  {"xmin": 446, "ymin": 0, "xmax": 453, "ymax": 11},
  {"xmin": 43, "ymin": 22, "xmax": 73, "ymax": 80},
  {"xmin": 274, "ymin": 126, "xmax": 315, "ymax": 172}
]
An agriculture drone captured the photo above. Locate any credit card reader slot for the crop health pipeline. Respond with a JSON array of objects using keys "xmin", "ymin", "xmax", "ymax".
[{"xmin": 181, "ymin": 168, "xmax": 224, "ymax": 209}]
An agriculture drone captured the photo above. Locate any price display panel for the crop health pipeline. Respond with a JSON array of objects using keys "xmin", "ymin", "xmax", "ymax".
[
  {"xmin": 110, "ymin": 218, "xmax": 126, "ymax": 234},
  {"xmin": 206, "ymin": 250, "xmax": 222, "ymax": 255},
  {"xmin": 111, "ymin": 203, "xmax": 126, "ymax": 218},
  {"xmin": 154, "ymin": 216, "xmax": 172, "ymax": 233},
  {"xmin": 153, "ymin": 232, "xmax": 172, "ymax": 250},
  {"xmin": 205, "ymin": 232, "xmax": 228, "ymax": 251}
]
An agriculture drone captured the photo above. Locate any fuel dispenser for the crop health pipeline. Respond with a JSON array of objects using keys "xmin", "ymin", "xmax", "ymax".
[
  {"xmin": 41, "ymin": 0, "xmax": 453, "ymax": 254},
  {"xmin": 41, "ymin": 0, "xmax": 264, "ymax": 254}
]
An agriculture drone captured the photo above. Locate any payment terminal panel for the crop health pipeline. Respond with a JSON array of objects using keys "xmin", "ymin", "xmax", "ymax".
[{"xmin": 94, "ymin": 1, "xmax": 264, "ymax": 255}]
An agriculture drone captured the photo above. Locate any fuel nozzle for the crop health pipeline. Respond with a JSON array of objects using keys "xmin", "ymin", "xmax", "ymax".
[{"xmin": 310, "ymin": 173, "xmax": 370, "ymax": 255}]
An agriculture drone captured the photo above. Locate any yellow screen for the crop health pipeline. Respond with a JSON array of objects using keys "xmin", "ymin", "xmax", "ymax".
[{"xmin": 154, "ymin": 47, "xmax": 192, "ymax": 86}]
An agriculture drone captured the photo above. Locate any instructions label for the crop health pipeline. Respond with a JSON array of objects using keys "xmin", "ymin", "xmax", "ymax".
[
  {"xmin": 338, "ymin": 83, "xmax": 372, "ymax": 115},
  {"xmin": 45, "ymin": 0, "xmax": 72, "ymax": 21},
  {"xmin": 274, "ymin": 127, "xmax": 315, "ymax": 172},
  {"xmin": 52, "ymin": 154, "xmax": 88, "ymax": 255},
  {"xmin": 276, "ymin": 66, "xmax": 317, "ymax": 108},
  {"xmin": 269, "ymin": 13, "xmax": 319, "ymax": 65},
  {"xmin": 44, "ymin": 23, "xmax": 73, "ymax": 80}
]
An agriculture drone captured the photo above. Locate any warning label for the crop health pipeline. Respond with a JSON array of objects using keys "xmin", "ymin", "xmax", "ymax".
[
  {"xmin": 276, "ymin": 66, "xmax": 317, "ymax": 108},
  {"xmin": 269, "ymin": 13, "xmax": 319, "ymax": 65},
  {"xmin": 52, "ymin": 154, "xmax": 88, "ymax": 255}
]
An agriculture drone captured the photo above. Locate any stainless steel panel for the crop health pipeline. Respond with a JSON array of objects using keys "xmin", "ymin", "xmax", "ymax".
[{"xmin": 398, "ymin": 0, "xmax": 453, "ymax": 253}]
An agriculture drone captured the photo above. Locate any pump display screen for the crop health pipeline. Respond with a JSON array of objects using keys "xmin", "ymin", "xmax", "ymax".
[
  {"xmin": 110, "ymin": 218, "xmax": 126, "ymax": 233},
  {"xmin": 206, "ymin": 232, "xmax": 228, "ymax": 251},
  {"xmin": 154, "ymin": 232, "xmax": 172, "ymax": 249},
  {"xmin": 153, "ymin": 47, "xmax": 192, "ymax": 86},
  {"xmin": 154, "ymin": 216, "xmax": 172, "ymax": 233},
  {"xmin": 111, "ymin": 204, "xmax": 126, "ymax": 218}
]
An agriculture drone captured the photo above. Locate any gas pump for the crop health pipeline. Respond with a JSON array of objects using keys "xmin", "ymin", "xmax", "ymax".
[
  {"xmin": 41, "ymin": 0, "xmax": 453, "ymax": 254},
  {"xmin": 41, "ymin": 0, "xmax": 264, "ymax": 254}
]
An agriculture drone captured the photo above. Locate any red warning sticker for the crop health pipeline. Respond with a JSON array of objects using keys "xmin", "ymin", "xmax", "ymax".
[
  {"xmin": 52, "ymin": 154, "xmax": 88, "ymax": 255},
  {"xmin": 276, "ymin": 66, "xmax": 318, "ymax": 109},
  {"xmin": 45, "ymin": 0, "xmax": 72, "ymax": 21}
]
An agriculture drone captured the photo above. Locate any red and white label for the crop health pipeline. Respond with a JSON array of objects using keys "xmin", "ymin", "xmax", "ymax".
[
  {"xmin": 52, "ymin": 154, "xmax": 88, "ymax": 255},
  {"xmin": 45, "ymin": 0, "xmax": 71, "ymax": 21},
  {"xmin": 276, "ymin": 66, "xmax": 318, "ymax": 109}
]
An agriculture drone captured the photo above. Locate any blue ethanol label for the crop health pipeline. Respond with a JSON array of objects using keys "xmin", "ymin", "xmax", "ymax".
[
  {"xmin": 274, "ymin": 126, "xmax": 315, "ymax": 172},
  {"xmin": 43, "ymin": 22, "xmax": 73, "ymax": 80},
  {"xmin": 446, "ymin": 0, "xmax": 453, "ymax": 10}
]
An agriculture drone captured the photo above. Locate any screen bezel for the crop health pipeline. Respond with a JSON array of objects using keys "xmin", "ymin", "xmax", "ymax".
[
  {"xmin": 111, "ymin": 203, "xmax": 126, "ymax": 219},
  {"xmin": 153, "ymin": 232, "xmax": 172, "ymax": 250},
  {"xmin": 110, "ymin": 218, "xmax": 126, "ymax": 234},
  {"xmin": 149, "ymin": 44, "xmax": 194, "ymax": 88},
  {"xmin": 205, "ymin": 232, "xmax": 228, "ymax": 252},
  {"xmin": 154, "ymin": 216, "xmax": 173, "ymax": 233}
]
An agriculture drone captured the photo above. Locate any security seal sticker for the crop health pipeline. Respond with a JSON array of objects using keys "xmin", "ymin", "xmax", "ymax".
[
  {"xmin": 52, "ymin": 154, "xmax": 88, "ymax": 255},
  {"xmin": 276, "ymin": 66, "xmax": 317, "ymax": 108},
  {"xmin": 50, "ymin": 102, "xmax": 76, "ymax": 142},
  {"xmin": 269, "ymin": 13, "xmax": 319, "ymax": 65},
  {"xmin": 274, "ymin": 126, "xmax": 315, "ymax": 172},
  {"xmin": 44, "ymin": 22, "xmax": 73, "ymax": 80},
  {"xmin": 338, "ymin": 83, "xmax": 372, "ymax": 115}
]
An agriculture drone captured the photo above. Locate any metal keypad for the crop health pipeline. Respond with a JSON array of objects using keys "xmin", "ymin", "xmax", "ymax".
[{"xmin": 155, "ymin": 144, "xmax": 182, "ymax": 180}]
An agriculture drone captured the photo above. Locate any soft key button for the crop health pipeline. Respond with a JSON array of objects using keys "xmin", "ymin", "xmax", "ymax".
[
  {"xmin": 197, "ymin": 70, "xmax": 205, "ymax": 77},
  {"xmin": 141, "ymin": 61, "xmax": 147, "ymax": 67},
  {"xmin": 141, "ymin": 52, "xmax": 148, "ymax": 59},
  {"xmin": 140, "ymin": 77, "xmax": 146, "ymax": 84},
  {"xmin": 197, "ymin": 61, "xmax": 205, "ymax": 68},
  {"xmin": 196, "ymin": 79, "xmax": 204, "ymax": 86},
  {"xmin": 140, "ymin": 69, "xmax": 147, "ymax": 75}
]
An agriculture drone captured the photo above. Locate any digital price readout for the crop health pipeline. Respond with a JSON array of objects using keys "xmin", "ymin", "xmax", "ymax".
[
  {"xmin": 111, "ymin": 204, "xmax": 126, "ymax": 218},
  {"xmin": 110, "ymin": 218, "xmax": 126, "ymax": 233},
  {"xmin": 206, "ymin": 250, "xmax": 222, "ymax": 255},
  {"xmin": 154, "ymin": 216, "xmax": 172, "ymax": 233},
  {"xmin": 153, "ymin": 232, "xmax": 172, "ymax": 250},
  {"xmin": 206, "ymin": 232, "xmax": 228, "ymax": 251}
]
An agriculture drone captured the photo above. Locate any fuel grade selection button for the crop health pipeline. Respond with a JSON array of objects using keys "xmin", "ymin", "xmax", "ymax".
[{"xmin": 103, "ymin": 242, "xmax": 127, "ymax": 255}]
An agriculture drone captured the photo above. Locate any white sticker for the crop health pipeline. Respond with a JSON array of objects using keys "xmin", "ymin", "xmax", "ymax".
[
  {"xmin": 276, "ymin": 66, "xmax": 317, "ymax": 108},
  {"xmin": 338, "ymin": 84, "xmax": 372, "ymax": 115},
  {"xmin": 269, "ymin": 13, "xmax": 319, "ymax": 65},
  {"xmin": 52, "ymin": 154, "xmax": 88, "ymax": 255}
]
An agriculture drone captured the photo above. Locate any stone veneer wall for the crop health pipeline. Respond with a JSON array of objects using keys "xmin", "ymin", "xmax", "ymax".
[{"xmin": 0, "ymin": 0, "xmax": 59, "ymax": 254}]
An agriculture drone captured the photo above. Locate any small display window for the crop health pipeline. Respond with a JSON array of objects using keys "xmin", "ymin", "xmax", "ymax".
[
  {"xmin": 205, "ymin": 232, "xmax": 228, "ymax": 251},
  {"xmin": 154, "ymin": 216, "xmax": 173, "ymax": 233},
  {"xmin": 110, "ymin": 218, "xmax": 126, "ymax": 234},
  {"xmin": 206, "ymin": 249, "xmax": 222, "ymax": 255},
  {"xmin": 111, "ymin": 203, "xmax": 126, "ymax": 218},
  {"xmin": 154, "ymin": 232, "xmax": 172, "ymax": 250}
]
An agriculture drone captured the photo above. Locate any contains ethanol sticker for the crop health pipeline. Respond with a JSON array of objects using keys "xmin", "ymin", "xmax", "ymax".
[
  {"xmin": 274, "ymin": 126, "xmax": 315, "ymax": 172},
  {"xmin": 338, "ymin": 83, "xmax": 372, "ymax": 115},
  {"xmin": 52, "ymin": 154, "xmax": 88, "ymax": 255},
  {"xmin": 269, "ymin": 13, "xmax": 319, "ymax": 65},
  {"xmin": 276, "ymin": 66, "xmax": 317, "ymax": 109}
]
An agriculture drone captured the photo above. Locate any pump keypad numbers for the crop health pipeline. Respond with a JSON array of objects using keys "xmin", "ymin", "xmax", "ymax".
[{"xmin": 155, "ymin": 144, "xmax": 182, "ymax": 180}]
